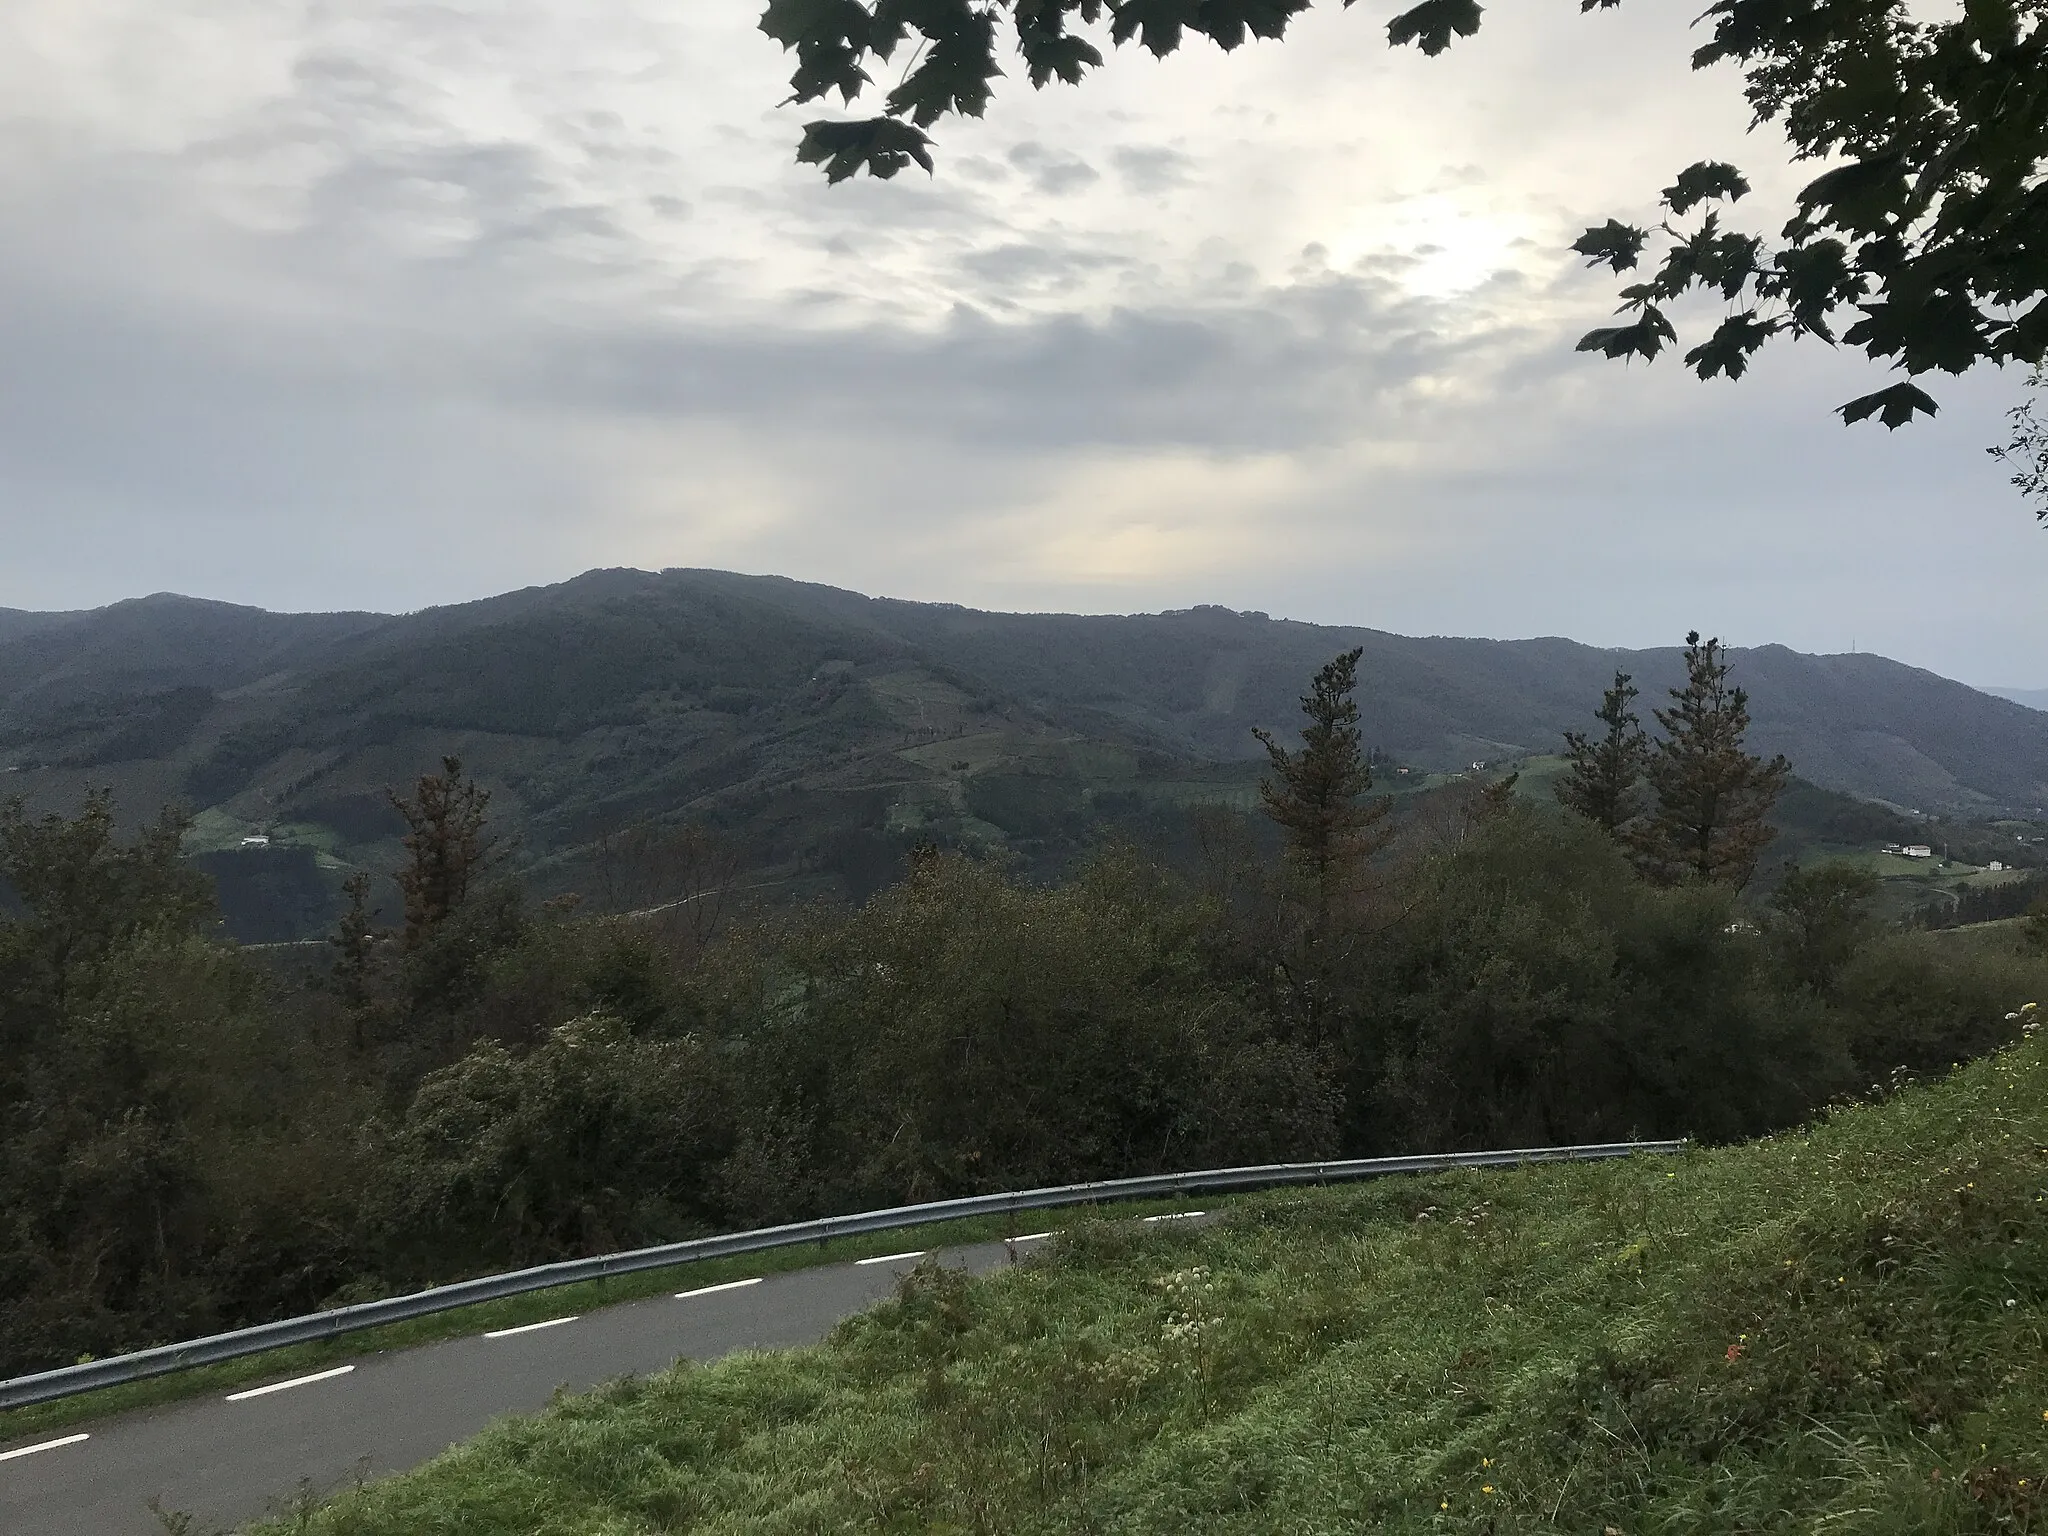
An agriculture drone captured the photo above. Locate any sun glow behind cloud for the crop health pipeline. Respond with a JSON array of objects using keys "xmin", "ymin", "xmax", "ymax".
[{"xmin": 0, "ymin": 1, "xmax": 2039, "ymax": 684}]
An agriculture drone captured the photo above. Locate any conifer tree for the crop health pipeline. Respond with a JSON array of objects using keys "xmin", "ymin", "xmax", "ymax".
[
  {"xmin": 328, "ymin": 870, "xmax": 380, "ymax": 1048},
  {"xmin": 1253, "ymin": 647, "xmax": 1390, "ymax": 924},
  {"xmin": 1636, "ymin": 633, "xmax": 1791, "ymax": 890},
  {"xmin": 1555, "ymin": 671, "xmax": 1648, "ymax": 839},
  {"xmin": 388, "ymin": 757, "xmax": 493, "ymax": 951}
]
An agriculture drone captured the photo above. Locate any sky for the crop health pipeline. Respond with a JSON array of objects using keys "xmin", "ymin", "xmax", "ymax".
[{"xmin": 0, "ymin": 2, "xmax": 2042, "ymax": 687}]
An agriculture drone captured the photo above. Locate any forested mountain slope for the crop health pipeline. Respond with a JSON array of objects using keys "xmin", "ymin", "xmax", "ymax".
[
  {"xmin": 695, "ymin": 571, "xmax": 2047, "ymax": 813},
  {"xmin": 0, "ymin": 569, "xmax": 2042, "ymax": 938}
]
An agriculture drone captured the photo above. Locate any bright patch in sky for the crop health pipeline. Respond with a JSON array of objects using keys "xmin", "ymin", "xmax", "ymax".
[{"xmin": 0, "ymin": 1, "xmax": 2039, "ymax": 686}]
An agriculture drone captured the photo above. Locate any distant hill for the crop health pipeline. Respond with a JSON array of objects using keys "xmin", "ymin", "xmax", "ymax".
[
  {"xmin": 2, "ymin": 569, "xmax": 2043, "ymax": 934},
  {"xmin": 680, "ymin": 573, "xmax": 2048, "ymax": 814}
]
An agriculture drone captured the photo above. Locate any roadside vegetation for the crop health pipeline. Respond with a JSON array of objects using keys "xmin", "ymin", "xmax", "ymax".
[
  {"xmin": 255, "ymin": 1005, "xmax": 2048, "ymax": 1534},
  {"xmin": 3, "ymin": 633, "xmax": 2044, "ymax": 1404},
  {"xmin": 0, "ymin": 1199, "xmax": 1204, "ymax": 1446}
]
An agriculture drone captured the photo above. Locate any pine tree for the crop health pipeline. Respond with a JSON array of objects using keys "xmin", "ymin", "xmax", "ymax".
[
  {"xmin": 1555, "ymin": 671, "xmax": 1648, "ymax": 839},
  {"xmin": 1636, "ymin": 633, "xmax": 1791, "ymax": 890},
  {"xmin": 328, "ymin": 870, "xmax": 380, "ymax": 1048},
  {"xmin": 388, "ymin": 756, "xmax": 493, "ymax": 950},
  {"xmin": 1252, "ymin": 648, "xmax": 1390, "ymax": 924}
]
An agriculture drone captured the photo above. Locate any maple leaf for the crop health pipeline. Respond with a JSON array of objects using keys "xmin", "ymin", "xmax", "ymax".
[
  {"xmin": 1837, "ymin": 381, "xmax": 1941, "ymax": 429},
  {"xmin": 1767, "ymin": 239, "xmax": 1863, "ymax": 339},
  {"xmin": 1796, "ymin": 155, "xmax": 1911, "ymax": 235},
  {"xmin": 1576, "ymin": 306, "xmax": 1678, "ymax": 362},
  {"xmin": 885, "ymin": 9, "xmax": 1003, "ymax": 125},
  {"xmin": 1645, "ymin": 214, "xmax": 1758, "ymax": 299},
  {"xmin": 1017, "ymin": 19, "xmax": 1105, "ymax": 88},
  {"xmin": 1109, "ymin": 0, "xmax": 1205, "ymax": 57},
  {"xmin": 763, "ymin": 0, "xmax": 878, "ymax": 102},
  {"xmin": 1661, "ymin": 161, "xmax": 1751, "ymax": 215},
  {"xmin": 1684, "ymin": 312, "xmax": 1780, "ymax": 381},
  {"xmin": 796, "ymin": 117, "xmax": 937, "ymax": 182},
  {"xmin": 760, "ymin": 0, "xmax": 871, "ymax": 50},
  {"xmin": 1572, "ymin": 219, "xmax": 1649, "ymax": 273},
  {"xmin": 1386, "ymin": 0, "xmax": 1483, "ymax": 56},
  {"xmin": 1842, "ymin": 290, "xmax": 1987, "ymax": 375},
  {"xmin": 1194, "ymin": 0, "xmax": 1314, "ymax": 50}
]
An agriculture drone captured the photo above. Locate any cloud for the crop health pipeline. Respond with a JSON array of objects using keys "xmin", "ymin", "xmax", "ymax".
[
  {"xmin": 0, "ymin": 0, "xmax": 2038, "ymax": 689},
  {"xmin": 1112, "ymin": 144, "xmax": 1195, "ymax": 194},
  {"xmin": 1006, "ymin": 141, "xmax": 1101, "ymax": 197},
  {"xmin": 955, "ymin": 240, "xmax": 1127, "ymax": 295}
]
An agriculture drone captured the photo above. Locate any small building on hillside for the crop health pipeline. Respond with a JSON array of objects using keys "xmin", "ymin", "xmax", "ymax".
[{"xmin": 1901, "ymin": 844, "xmax": 1934, "ymax": 859}]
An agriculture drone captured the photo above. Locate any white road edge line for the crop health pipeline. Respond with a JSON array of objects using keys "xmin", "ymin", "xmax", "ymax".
[
  {"xmin": 1142, "ymin": 1211, "xmax": 1207, "ymax": 1222},
  {"xmin": 0, "ymin": 1432, "xmax": 90, "ymax": 1463},
  {"xmin": 483, "ymin": 1316, "xmax": 579, "ymax": 1340},
  {"xmin": 855, "ymin": 1249, "xmax": 927, "ymax": 1266},
  {"xmin": 1007, "ymin": 1232, "xmax": 1057, "ymax": 1243},
  {"xmin": 676, "ymin": 1277, "xmax": 764, "ymax": 1299},
  {"xmin": 225, "ymin": 1364, "xmax": 355, "ymax": 1402}
]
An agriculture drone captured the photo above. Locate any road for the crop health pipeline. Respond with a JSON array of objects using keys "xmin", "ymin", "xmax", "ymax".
[{"xmin": 0, "ymin": 1237, "xmax": 1037, "ymax": 1534}]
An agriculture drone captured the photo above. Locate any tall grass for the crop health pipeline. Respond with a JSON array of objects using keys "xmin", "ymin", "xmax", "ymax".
[{"xmin": 256, "ymin": 1004, "xmax": 2048, "ymax": 1534}]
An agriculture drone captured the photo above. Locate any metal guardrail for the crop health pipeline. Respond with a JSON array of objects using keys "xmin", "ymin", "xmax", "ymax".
[{"xmin": 0, "ymin": 1139, "xmax": 1684, "ymax": 1411}]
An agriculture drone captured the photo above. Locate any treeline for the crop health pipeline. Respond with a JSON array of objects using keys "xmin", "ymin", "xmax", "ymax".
[
  {"xmin": 2, "ymin": 640, "xmax": 2044, "ymax": 1377},
  {"xmin": 1912, "ymin": 872, "xmax": 2048, "ymax": 931}
]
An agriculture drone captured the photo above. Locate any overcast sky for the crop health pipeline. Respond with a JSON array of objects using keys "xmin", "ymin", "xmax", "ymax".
[{"xmin": 0, "ymin": 2, "xmax": 2041, "ymax": 687}]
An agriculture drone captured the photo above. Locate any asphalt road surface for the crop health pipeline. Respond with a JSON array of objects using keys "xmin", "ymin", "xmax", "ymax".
[{"xmin": 0, "ymin": 1237, "xmax": 1042, "ymax": 1535}]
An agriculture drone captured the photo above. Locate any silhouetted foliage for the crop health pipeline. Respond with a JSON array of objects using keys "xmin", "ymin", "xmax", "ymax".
[
  {"xmin": 1253, "ymin": 647, "xmax": 1390, "ymax": 926},
  {"xmin": 389, "ymin": 756, "xmax": 493, "ymax": 951},
  {"xmin": 1991, "ymin": 365, "xmax": 2048, "ymax": 523},
  {"xmin": 1556, "ymin": 671, "xmax": 1648, "ymax": 838},
  {"xmin": 761, "ymin": 1, "xmax": 2048, "ymax": 440},
  {"xmin": 1636, "ymin": 633, "xmax": 1791, "ymax": 890}
]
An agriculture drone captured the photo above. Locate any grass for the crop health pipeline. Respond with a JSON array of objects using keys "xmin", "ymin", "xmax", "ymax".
[
  {"xmin": 250, "ymin": 1002, "xmax": 2048, "ymax": 1535},
  {"xmin": 0, "ymin": 1200, "xmax": 1206, "ymax": 1448}
]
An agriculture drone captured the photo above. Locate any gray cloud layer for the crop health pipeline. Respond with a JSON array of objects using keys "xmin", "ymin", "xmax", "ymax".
[{"xmin": 0, "ymin": 1, "xmax": 2040, "ymax": 687}]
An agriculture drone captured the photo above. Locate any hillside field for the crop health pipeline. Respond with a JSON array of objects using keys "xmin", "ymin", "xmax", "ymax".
[{"xmin": 255, "ymin": 1006, "xmax": 2048, "ymax": 1535}]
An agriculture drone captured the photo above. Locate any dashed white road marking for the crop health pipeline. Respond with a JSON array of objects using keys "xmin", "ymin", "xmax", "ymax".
[
  {"xmin": 0, "ymin": 1433, "xmax": 89, "ymax": 1463},
  {"xmin": 483, "ymin": 1316, "xmax": 579, "ymax": 1340},
  {"xmin": 1007, "ymin": 1232, "xmax": 1057, "ymax": 1243},
  {"xmin": 1142, "ymin": 1211, "xmax": 1206, "ymax": 1223},
  {"xmin": 225, "ymin": 1365, "xmax": 355, "ymax": 1401},
  {"xmin": 855, "ymin": 1250, "xmax": 927, "ymax": 1266},
  {"xmin": 676, "ymin": 1277, "xmax": 763, "ymax": 1299}
]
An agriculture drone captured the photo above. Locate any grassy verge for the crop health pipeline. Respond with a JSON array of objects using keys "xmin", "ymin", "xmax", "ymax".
[
  {"xmin": 0, "ymin": 1197, "xmax": 1212, "ymax": 1446},
  {"xmin": 253, "ymin": 1005, "xmax": 2048, "ymax": 1534}
]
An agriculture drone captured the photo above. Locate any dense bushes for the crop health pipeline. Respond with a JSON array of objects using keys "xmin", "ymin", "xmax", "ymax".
[
  {"xmin": 722, "ymin": 852, "xmax": 1337, "ymax": 1211},
  {"xmin": 0, "ymin": 795, "xmax": 371, "ymax": 1370},
  {"xmin": 1319, "ymin": 805, "xmax": 1849, "ymax": 1152},
  {"xmin": 2, "ymin": 787, "xmax": 2044, "ymax": 1377},
  {"xmin": 381, "ymin": 1014, "xmax": 735, "ymax": 1270}
]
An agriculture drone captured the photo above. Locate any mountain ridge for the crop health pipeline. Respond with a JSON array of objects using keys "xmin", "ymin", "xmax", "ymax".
[
  {"xmin": 1, "ymin": 569, "xmax": 2042, "ymax": 936},
  {"xmin": 1984, "ymin": 685, "xmax": 2048, "ymax": 713}
]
